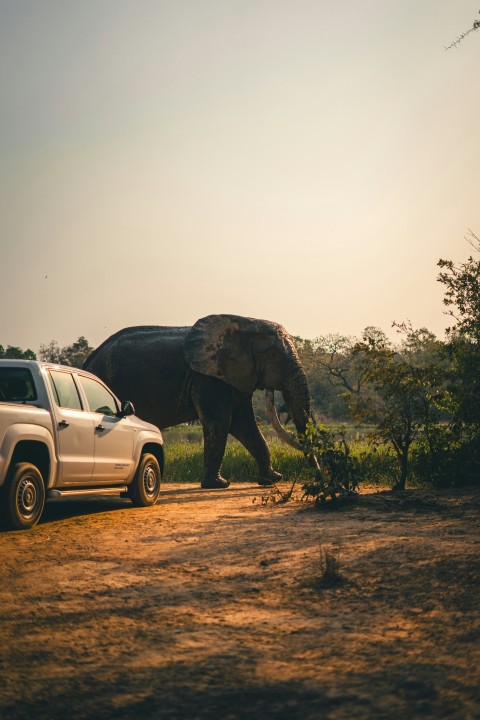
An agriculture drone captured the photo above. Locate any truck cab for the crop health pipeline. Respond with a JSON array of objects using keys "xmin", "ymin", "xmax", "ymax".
[{"xmin": 0, "ymin": 360, "xmax": 164, "ymax": 530}]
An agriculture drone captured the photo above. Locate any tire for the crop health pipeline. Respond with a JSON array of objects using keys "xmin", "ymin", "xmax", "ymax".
[
  {"xmin": 130, "ymin": 453, "xmax": 161, "ymax": 507},
  {"xmin": 1, "ymin": 463, "xmax": 46, "ymax": 530}
]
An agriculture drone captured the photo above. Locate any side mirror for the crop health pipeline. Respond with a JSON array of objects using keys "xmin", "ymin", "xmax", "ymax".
[{"xmin": 119, "ymin": 400, "xmax": 135, "ymax": 417}]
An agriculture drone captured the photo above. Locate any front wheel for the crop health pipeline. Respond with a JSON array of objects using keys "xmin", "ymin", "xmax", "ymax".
[
  {"xmin": 130, "ymin": 453, "xmax": 161, "ymax": 507},
  {"xmin": 1, "ymin": 463, "xmax": 46, "ymax": 530}
]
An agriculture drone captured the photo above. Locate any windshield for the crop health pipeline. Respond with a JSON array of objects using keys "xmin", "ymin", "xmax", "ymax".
[{"xmin": 0, "ymin": 368, "xmax": 37, "ymax": 402}]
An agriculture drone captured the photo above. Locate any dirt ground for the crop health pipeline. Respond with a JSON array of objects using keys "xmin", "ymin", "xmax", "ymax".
[{"xmin": 0, "ymin": 483, "xmax": 479, "ymax": 720}]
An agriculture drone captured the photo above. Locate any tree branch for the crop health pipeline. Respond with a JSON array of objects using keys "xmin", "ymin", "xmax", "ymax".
[{"xmin": 445, "ymin": 14, "xmax": 480, "ymax": 50}]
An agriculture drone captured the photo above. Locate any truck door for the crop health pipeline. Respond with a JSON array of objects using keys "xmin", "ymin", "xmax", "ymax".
[
  {"xmin": 77, "ymin": 374, "xmax": 134, "ymax": 483},
  {"xmin": 48, "ymin": 370, "xmax": 95, "ymax": 485}
]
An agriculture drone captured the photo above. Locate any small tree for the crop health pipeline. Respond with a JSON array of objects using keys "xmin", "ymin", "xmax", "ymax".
[
  {"xmin": 350, "ymin": 328, "xmax": 446, "ymax": 491},
  {"xmin": 438, "ymin": 231, "xmax": 480, "ymax": 342},
  {"xmin": 438, "ymin": 233, "xmax": 480, "ymax": 432},
  {"xmin": 428, "ymin": 235, "xmax": 480, "ymax": 485}
]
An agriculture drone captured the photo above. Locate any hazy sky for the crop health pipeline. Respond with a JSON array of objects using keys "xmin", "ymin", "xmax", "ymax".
[{"xmin": 1, "ymin": 1, "xmax": 479, "ymax": 352}]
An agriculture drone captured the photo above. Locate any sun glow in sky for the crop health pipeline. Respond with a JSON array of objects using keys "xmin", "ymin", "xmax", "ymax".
[{"xmin": 1, "ymin": 1, "xmax": 479, "ymax": 352}]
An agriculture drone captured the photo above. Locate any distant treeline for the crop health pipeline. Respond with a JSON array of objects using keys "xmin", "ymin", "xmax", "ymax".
[{"xmin": 0, "ymin": 337, "xmax": 93, "ymax": 368}]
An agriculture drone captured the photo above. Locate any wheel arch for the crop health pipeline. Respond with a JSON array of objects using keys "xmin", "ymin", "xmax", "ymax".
[
  {"xmin": 140, "ymin": 442, "xmax": 164, "ymax": 476},
  {"xmin": 9, "ymin": 441, "xmax": 51, "ymax": 488},
  {"xmin": 0, "ymin": 424, "xmax": 56, "ymax": 488}
]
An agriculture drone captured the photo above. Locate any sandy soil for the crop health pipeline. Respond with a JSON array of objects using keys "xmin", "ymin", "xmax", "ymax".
[{"xmin": 0, "ymin": 483, "xmax": 479, "ymax": 720}]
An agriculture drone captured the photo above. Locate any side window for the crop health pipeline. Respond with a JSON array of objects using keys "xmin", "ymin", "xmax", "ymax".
[
  {"xmin": 49, "ymin": 371, "xmax": 83, "ymax": 410},
  {"xmin": 0, "ymin": 368, "xmax": 37, "ymax": 402},
  {"xmin": 79, "ymin": 376, "xmax": 118, "ymax": 416}
]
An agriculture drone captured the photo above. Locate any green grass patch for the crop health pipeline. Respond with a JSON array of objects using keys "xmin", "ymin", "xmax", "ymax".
[
  {"xmin": 162, "ymin": 435, "xmax": 304, "ymax": 483},
  {"xmin": 162, "ymin": 427, "xmax": 400, "ymax": 486}
]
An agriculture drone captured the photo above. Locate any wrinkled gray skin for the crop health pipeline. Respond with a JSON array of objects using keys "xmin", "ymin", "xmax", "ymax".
[{"xmin": 84, "ymin": 314, "xmax": 314, "ymax": 488}]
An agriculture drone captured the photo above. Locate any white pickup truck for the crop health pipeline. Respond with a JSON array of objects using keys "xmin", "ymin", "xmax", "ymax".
[{"xmin": 0, "ymin": 360, "xmax": 164, "ymax": 530}]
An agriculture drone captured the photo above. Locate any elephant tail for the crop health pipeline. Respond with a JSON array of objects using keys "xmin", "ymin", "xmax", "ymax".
[{"xmin": 179, "ymin": 368, "xmax": 196, "ymax": 417}]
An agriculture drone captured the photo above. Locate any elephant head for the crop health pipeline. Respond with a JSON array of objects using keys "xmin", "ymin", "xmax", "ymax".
[{"xmin": 184, "ymin": 314, "xmax": 313, "ymax": 451}]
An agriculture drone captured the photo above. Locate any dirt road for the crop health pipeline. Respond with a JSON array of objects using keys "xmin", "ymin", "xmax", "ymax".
[{"xmin": 1, "ymin": 484, "xmax": 479, "ymax": 719}]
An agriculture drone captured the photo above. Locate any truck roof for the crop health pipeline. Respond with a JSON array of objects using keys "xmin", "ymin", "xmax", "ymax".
[{"xmin": 0, "ymin": 359, "xmax": 100, "ymax": 381}]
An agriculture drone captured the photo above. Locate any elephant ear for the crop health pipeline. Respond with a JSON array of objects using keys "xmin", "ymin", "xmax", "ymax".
[{"xmin": 184, "ymin": 314, "xmax": 281, "ymax": 394}]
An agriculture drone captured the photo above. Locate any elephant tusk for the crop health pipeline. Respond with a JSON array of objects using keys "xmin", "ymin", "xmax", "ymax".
[{"xmin": 265, "ymin": 390, "xmax": 303, "ymax": 452}]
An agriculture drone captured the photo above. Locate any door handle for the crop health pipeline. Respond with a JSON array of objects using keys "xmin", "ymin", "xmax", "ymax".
[
  {"xmin": 58, "ymin": 420, "xmax": 69, "ymax": 428},
  {"xmin": 96, "ymin": 424, "xmax": 105, "ymax": 432}
]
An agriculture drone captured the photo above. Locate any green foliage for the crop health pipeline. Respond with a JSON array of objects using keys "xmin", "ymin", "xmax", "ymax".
[
  {"xmin": 409, "ymin": 425, "xmax": 458, "ymax": 487},
  {"xmin": 438, "ymin": 233, "xmax": 480, "ymax": 427},
  {"xmin": 0, "ymin": 345, "xmax": 36, "ymax": 360},
  {"xmin": 435, "ymin": 234, "xmax": 480, "ymax": 484},
  {"xmin": 448, "ymin": 338, "xmax": 480, "ymax": 428},
  {"xmin": 299, "ymin": 420, "xmax": 359, "ymax": 507},
  {"xmin": 156, "ymin": 425, "xmax": 464, "ymax": 490},
  {"xmin": 38, "ymin": 336, "xmax": 94, "ymax": 368},
  {"xmin": 438, "ymin": 233, "xmax": 480, "ymax": 343},
  {"xmin": 348, "ymin": 326, "xmax": 448, "ymax": 490},
  {"xmin": 294, "ymin": 328, "xmax": 392, "ymax": 422}
]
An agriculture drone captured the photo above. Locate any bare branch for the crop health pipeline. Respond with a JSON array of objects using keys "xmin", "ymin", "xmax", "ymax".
[
  {"xmin": 465, "ymin": 228, "xmax": 480, "ymax": 253},
  {"xmin": 445, "ymin": 13, "xmax": 480, "ymax": 50}
]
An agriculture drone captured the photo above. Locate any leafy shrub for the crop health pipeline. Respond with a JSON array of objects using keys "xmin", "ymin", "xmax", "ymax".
[
  {"xmin": 409, "ymin": 424, "xmax": 480, "ymax": 488},
  {"xmin": 299, "ymin": 420, "xmax": 360, "ymax": 507}
]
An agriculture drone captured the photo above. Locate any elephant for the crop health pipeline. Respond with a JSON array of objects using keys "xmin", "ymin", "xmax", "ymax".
[{"xmin": 83, "ymin": 314, "xmax": 316, "ymax": 489}]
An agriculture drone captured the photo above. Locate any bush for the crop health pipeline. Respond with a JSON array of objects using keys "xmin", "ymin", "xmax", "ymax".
[
  {"xmin": 409, "ymin": 424, "xmax": 480, "ymax": 488},
  {"xmin": 299, "ymin": 421, "xmax": 360, "ymax": 507}
]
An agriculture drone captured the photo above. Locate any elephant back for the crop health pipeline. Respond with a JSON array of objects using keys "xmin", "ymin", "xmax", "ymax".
[
  {"xmin": 83, "ymin": 326, "xmax": 191, "ymax": 427},
  {"xmin": 84, "ymin": 326, "xmax": 189, "ymax": 376}
]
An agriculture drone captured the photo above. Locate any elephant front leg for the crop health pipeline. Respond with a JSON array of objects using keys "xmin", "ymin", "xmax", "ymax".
[
  {"xmin": 191, "ymin": 375, "xmax": 232, "ymax": 489},
  {"xmin": 230, "ymin": 397, "xmax": 282, "ymax": 487},
  {"xmin": 200, "ymin": 419, "xmax": 231, "ymax": 489}
]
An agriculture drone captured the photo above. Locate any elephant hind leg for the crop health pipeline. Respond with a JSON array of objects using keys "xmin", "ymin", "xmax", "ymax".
[{"xmin": 229, "ymin": 397, "xmax": 282, "ymax": 486}]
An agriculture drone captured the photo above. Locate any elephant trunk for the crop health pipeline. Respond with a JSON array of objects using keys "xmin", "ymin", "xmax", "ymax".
[
  {"xmin": 265, "ymin": 366, "xmax": 321, "ymax": 471},
  {"xmin": 282, "ymin": 366, "xmax": 313, "ymax": 435}
]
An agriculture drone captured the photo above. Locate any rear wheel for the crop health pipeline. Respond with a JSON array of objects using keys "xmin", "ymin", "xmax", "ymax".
[
  {"xmin": 1, "ymin": 463, "xmax": 46, "ymax": 530},
  {"xmin": 130, "ymin": 453, "xmax": 161, "ymax": 507}
]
